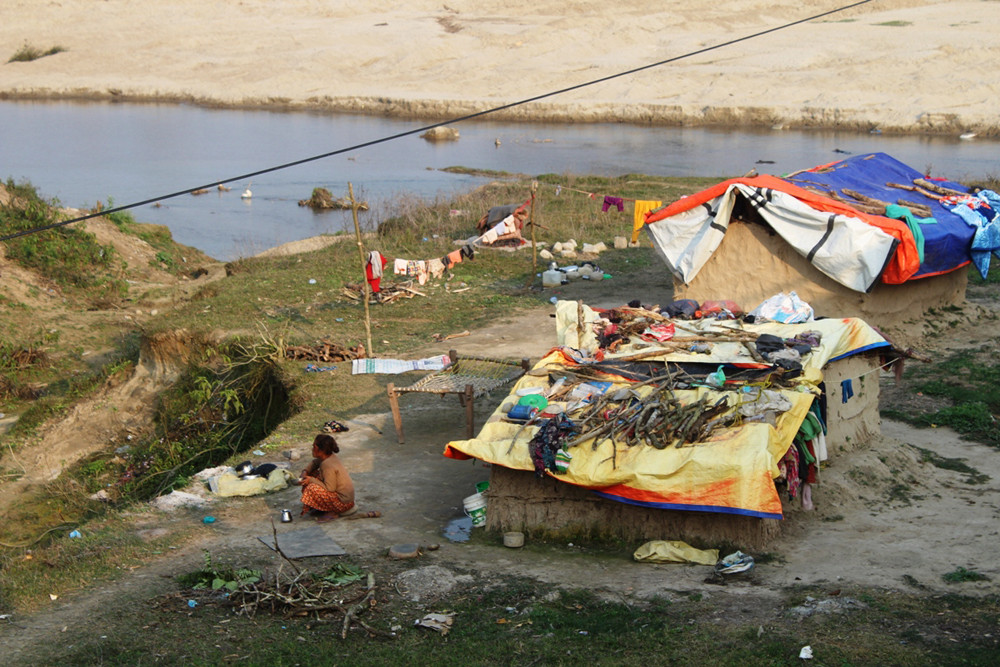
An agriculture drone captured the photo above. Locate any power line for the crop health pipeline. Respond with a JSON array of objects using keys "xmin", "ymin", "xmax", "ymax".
[{"xmin": 0, "ymin": 0, "xmax": 872, "ymax": 243}]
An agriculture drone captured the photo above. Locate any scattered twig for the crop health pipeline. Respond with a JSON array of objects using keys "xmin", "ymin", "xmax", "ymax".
[
  {"xmin": 432, "ymin": 330, "xmax": 470, "ymax": 342},
  {"xmin": 269, "ymin": 518, "xmax": 301, "ymax": 575}
]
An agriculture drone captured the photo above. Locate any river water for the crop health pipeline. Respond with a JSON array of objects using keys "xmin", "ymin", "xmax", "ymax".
[{"xmin": 1, "ymin": 100, "xmax": 996, "ymax": 260}]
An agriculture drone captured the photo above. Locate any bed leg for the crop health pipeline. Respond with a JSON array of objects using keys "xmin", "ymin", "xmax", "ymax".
[
  {"xmin": 387, "ymin": 383, "xmax": 404, "ymax": 444},
  {"xmin": 464, "ymin": 383, "xmax": 475, "ymax": 438}
]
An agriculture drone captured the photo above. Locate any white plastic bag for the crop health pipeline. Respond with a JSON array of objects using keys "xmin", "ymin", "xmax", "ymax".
[{"xmin": 749, "ymin": 291, "xmax": 814, "ymax": 324}]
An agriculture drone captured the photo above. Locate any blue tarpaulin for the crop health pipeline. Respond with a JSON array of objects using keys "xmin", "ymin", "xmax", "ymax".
[{"xmin": 783, "ymin": 153, "xmax": 974, "ymax": 279}]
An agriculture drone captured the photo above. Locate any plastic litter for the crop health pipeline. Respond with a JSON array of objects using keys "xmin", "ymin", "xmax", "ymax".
[
  {"xmin": 415, "ymin": 612, "xmax": 455, "ymax": 635},
  {"xmin": 705, "ymin": 365, "xmax": 726, "ymax": 389},
  {"xmin": 202, "ymin": 516, "xmax": 216, "ymax": 524},
  {"xmin": 68, "ymin": 530, "xmax": 82, "ymax": 538},
  {"xmin": 188, "ymin": 600, "xmax": 198, "ymax": 608},
  {"xmin": 799, "ymin": 645, "xmax": 813, "ymax": 660},
  {"xmin": 749, "ymin": 291, "xmax": 814, "ymax": 324},
  {"xmin": 715, "ymin": 550, "xmax": 755, "ymax": 575}
]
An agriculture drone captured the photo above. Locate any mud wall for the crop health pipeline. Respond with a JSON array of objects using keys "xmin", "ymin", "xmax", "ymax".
[
  {"xmin": 822, "ymin": 353, "xmax": 883, "ymax": 456},
  {"xmin": 486, "ymin": 466, "xmax": 782, "ymax": 551},
  {"xmin": 673, "ymin": 221, "xmax": 967, "ymax": 345}
]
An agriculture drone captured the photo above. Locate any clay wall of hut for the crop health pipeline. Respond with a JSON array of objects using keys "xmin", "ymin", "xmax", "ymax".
[{"xmin": 671, "ymin": 220, "xmax": 967, "ymax": 348}]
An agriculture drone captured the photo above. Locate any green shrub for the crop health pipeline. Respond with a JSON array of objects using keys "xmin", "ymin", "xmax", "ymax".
[
  {"xmin": 943, "ymin": 567, "xmax": 989, "ymax": 583},
  {"xmin": 106, "ymin": 337, "xmax": 300, "ymax": 503},
  {"xmin": 7, "ymin": 41, "xmax": 66, "ymax": 63},
  {"xmin": 176, "ymin": 550, "xmax": 261, "ymax": 592},
  {"xmin": 0, "ymin": 180, "xmax": 128, "ymax": 302}
]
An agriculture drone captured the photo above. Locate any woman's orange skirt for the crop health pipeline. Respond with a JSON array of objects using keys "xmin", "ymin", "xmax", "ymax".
[{"xmin": 301, "ymin": 483, "xmax": 354, "ymax": 515}]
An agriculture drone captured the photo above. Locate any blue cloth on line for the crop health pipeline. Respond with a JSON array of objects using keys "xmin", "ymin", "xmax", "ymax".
[{"xmin": 841, "ymin": 379, "xmax": 854, "ymax": 404}]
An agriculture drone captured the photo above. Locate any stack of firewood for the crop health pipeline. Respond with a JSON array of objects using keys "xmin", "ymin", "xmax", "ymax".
[
  {"xmin": 285, "ymin": 339, "xmax": 366, "ymax": 362},
  {"xmin": 341, "ymin": 280, "xmax": 424, "ymax": 305}
]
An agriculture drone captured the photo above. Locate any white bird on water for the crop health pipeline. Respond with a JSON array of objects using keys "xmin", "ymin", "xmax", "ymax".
[
  {"xmin": 241, "ymin": 183, "xmax": 253, "ymax": 199},
  {"xmin": 959, "ymin": 131, "xmax": 977, "ymax": 141}
]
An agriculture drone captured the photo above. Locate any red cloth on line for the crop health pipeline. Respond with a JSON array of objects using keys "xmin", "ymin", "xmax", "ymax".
[{"xmin": 365, "ymin": 253, "xmax": 389, "ymax": 293}]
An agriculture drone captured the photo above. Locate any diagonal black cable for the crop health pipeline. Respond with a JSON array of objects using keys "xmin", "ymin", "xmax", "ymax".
[{"xmin": 1, "ymin": 0, "xmax": 872, "ymax": 243}]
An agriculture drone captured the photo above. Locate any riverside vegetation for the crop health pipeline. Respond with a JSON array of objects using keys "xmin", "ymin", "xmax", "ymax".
[{"xmin": 1, "ymin": 173, "xmax": 998, "ymax": 665}]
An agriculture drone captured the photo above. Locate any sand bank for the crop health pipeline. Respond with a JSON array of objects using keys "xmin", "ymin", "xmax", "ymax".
[{"xmin": 1, "ymin": 1, "xmax": 998, "ymax": 136}]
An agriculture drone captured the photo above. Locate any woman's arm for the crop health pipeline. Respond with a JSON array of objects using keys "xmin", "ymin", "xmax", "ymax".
[{"xmin": 299, "ymin": 457, "xmax": 321, "ymax": 482}]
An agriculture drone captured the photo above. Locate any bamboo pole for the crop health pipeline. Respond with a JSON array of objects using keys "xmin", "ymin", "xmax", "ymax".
[
  {"xmin": 530, "ymin": 180, "xmax": 538, "ymax": 273},
  {"xmin": 348, "ymin": 182, "xmax": 373, "ymax": 356}
]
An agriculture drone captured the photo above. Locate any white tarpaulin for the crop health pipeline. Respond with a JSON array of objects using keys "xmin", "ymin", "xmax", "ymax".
[{"xmin": 645, "ymin": 183, "xmax": 899, "ymax": 292}]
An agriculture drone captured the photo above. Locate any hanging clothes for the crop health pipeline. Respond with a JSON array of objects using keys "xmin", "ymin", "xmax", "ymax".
[
  {"xmin": 631, "ymin": 200, "xmax": 663, "ymax": 243},
  {"xmin": 446, "ymin": 249, "xmax": 463, "ymax": 267},
  {"xmin": 365, "ymin": 251, "xmax": 388, "ymax": 293},
  {"xmin": 427, "ymin": 257, "xmax": 446, "ymax": 279},
  {"xmin": 602, "ymin": 195, "xmax": 624, "ymax": 213}
]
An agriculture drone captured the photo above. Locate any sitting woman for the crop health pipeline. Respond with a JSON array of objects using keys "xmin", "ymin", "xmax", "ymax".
[{"xmin": 298, "ymin": 433, "xmax": 355, "ymax": 522}]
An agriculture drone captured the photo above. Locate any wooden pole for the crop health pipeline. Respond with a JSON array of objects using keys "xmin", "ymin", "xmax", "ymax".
[
  {"xmin": 529, "ymin": 180, "xmax": 538, "ymax": 273},
  {"xmin": 348, "ymin": 182, "xmax": 374, "ymax": 356}
]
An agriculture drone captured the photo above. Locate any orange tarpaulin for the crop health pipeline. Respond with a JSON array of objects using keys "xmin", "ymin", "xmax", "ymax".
[{"xmin": 644, "ymin": 174, "xmax": 921, "ymax": 284}]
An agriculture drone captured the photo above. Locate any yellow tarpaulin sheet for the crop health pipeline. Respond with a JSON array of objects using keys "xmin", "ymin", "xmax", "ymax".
[
  {"xmin": 633, "ymin": 540, "xmax": 720, "ymax": 565},
  {"xmin": 444, "ymin": 303, "xmax": 888, "ymax": 519}
]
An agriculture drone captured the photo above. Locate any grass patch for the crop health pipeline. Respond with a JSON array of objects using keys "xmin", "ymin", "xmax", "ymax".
[
  {"xmin": 873, "ymin": 21, "xmax": 913, "ymax": 27},
  {"xmin": 0, "ymin": 511, "xmax": 194, "ymax": 613},
  {"xmin": 100, "ymin": 198, "xmax": 201, "ymax": 275},
  {"xmin": 7, "ymin": 41, "xmax": 66, "ymax": 63},
  {"xmin": 1, "ymin": 179, "xmax": 128, "ymax": 303},
  {"xmin": 886, "ymin": 348, "xmax": 1000, "ymax": 448},
  {"xmin": 441, "ymin": 165, "xmax": 522, "ymax": 178},
  {"xmin": 943, "ymin": 567, "xmax": 990, "ymax": 584},
  {"xmin": 16, "ymin": 571, "xmax": 1000, "ymax": 666},
  {"xmin": 914, "ymin": 446, "xmax": 990, "ymax": 485}
]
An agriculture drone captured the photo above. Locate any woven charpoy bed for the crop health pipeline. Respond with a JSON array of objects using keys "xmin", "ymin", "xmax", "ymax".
[{"xmin": 386, "ymin": 350, "xmax": 530, "ymax": 444}]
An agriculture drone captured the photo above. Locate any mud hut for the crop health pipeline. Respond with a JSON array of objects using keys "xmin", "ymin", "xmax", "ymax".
[
  {"xmin": 445, "ymin": 301, "xmax": 894, "ymax": 550},
  {"xmin": 641, "ymin": 153, "xmax": 977, "ymax": 345}
]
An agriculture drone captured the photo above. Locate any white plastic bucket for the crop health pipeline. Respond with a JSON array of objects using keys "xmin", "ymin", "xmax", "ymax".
[
  {"xmin": 463, "ymin": 492, "xmax": 487, "ymax": 527},
  {"xmin": 542, "ymin": 269, "xmax": 563, "ymax": 287}
]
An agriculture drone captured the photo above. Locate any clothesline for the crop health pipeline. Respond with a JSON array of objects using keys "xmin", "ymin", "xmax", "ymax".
[
  {"xmin": 548, "ymin": 182, "xmax": 638, "ymax": 204},
  {"xmin": 540, "ymin": 182, "xmax": 663, "ymax": 243},
  {"xmin": 363, "ymin": 203, "xmax": 530, "ymax": 292},
  {"xmin": 361, "ymin": 178, "xmax": 674, "ymax": 291}
]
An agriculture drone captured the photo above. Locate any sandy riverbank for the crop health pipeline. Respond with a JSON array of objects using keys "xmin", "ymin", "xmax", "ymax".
[{"xmin": 2, "ymin": 0, "xmax": 998, "ymax": 136}]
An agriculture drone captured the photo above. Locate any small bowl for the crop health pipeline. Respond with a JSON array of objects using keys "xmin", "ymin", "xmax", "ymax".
[{"xmin": 503, "ymin": 531, "xmax": 525, "ymax": 548}]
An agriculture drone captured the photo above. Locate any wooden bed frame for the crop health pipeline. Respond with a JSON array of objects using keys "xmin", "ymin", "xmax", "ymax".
[{"xmin": 386, "ymin": 349, "xmax": 530, "ymax": 444}]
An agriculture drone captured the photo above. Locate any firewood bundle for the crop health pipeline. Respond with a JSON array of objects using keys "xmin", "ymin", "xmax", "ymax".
[
  {"xmin": 341, "ymin": 280, "xmax": 424, "ymax": 304},
  {"xmin": 285, "ymin": 339, "xmax": 366, "ymax": 362}
]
